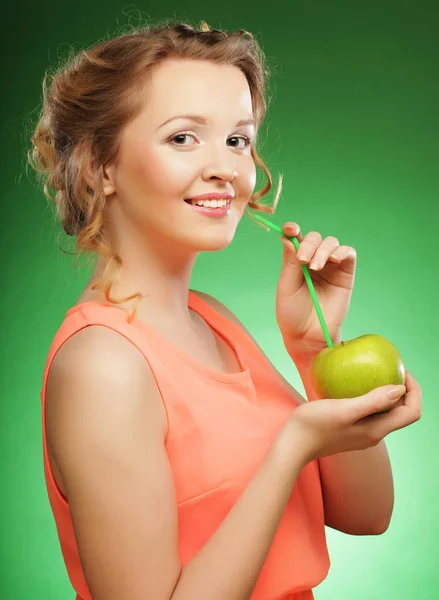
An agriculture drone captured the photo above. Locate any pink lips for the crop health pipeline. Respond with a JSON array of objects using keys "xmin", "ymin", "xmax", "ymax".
[
  {"xmin": 184, "ymin": 193, "xmax": 232, "ymax": 218},
  {"xmin": 186, "ymin": 203, "xmax": 232, "ymax": 218},
  {"xmin": 185, "ymin": 192, "xmax": 234, "ymax": 201}
]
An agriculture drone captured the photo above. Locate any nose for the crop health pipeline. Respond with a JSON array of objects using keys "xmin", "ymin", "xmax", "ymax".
[{"xmin": 201, "ymin": 146, "xmax": 238, "ymax": 182}]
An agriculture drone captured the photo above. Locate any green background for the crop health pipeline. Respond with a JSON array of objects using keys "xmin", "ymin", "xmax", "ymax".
[{"xmin": 2, "ymin": 0, "xmax": 438, "ymax": 598}]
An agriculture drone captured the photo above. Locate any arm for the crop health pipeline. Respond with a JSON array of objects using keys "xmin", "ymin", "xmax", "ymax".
[
  {"xmin": 294, "ymin": 357, "xmax": 394, "ymax": 536},
  {"xmin": 47, "ymin": 325, "xmax": 307, "ymax": 600},
  {"xmin": 193, "ymin": 291, "xmax": 394, "ymax": 536}
]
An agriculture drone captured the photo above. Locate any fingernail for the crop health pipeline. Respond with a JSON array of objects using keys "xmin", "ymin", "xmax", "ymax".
[{"xmin": 388, "ymin": 385, "xmax": 406, "ymax": 400}]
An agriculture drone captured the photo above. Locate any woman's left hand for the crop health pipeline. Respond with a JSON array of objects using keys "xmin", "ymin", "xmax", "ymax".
[{"xmin": 276, "ymin": 222, "xmax": 357, "ymax": 361}]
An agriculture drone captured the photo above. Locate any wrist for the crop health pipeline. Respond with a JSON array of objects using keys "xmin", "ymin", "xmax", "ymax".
[
  {"xmin": 291, "ymin": 355, "xmax": 326, "ymax": 402},
  {"xmin": 285, "ymin": 332, "xmax": 342, "ymax": 366},
  {"xmin": 286, "ymin": 343, "xmax": 323, "ymax": 369},
  {"xmin": 270, "ymin": 418, "xmax": 311, "ymax": 472}
]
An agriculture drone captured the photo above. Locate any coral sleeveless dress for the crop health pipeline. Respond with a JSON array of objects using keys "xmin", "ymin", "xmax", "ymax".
[{"xmin": 40, "ymin": 291, "xmax": 330, "ymax": 599}]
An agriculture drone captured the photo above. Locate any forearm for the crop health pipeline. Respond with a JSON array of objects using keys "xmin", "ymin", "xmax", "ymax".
[
  {"xmin": 294, "ymin": 355, "xmax": 394, "ymax": 535},
  {"xmin": 171, "ymin": 424, "xmax": 305, "ymax": 600}
]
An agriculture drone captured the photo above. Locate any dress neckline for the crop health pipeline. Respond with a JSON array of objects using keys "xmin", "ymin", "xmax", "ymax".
[{"xmin": 64, "ymin": 292, "xmax": 251, "ymax": 384}]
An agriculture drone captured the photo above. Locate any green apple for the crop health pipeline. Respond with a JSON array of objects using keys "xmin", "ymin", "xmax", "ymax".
[{"xmin": 311, "ymin": 334, "xmax": 406, "ymax": 413}]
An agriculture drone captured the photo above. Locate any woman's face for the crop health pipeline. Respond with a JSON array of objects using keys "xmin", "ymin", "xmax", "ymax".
[{"xmin": 102, "ymin": 58, "xmax": 257, "ymax": 254}]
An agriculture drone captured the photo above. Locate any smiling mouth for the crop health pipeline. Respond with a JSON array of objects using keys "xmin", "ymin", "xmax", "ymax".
[{"xmin": 184, "ymin": 198, "xmax": 232, "ymax": 208}]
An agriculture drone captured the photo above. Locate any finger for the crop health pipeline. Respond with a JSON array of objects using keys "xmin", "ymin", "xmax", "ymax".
[
  {"xmin": 357, "ymin": 372, "xmax": 422, "ymax": 438},
  {"xmin": 329, "ymin": 245, "xmax": 355, "ymax": 262},
  {"xmin": 396, "ymin": 369, "xmax": 422, "ymax": 418},
  {"xmin": 341, "ymin": 384, "xmax": 407, "ymax": 424},
  {"xmin": 282, "ymin": 222, "xmax": 303, "ymax": 243},
  {"xmin": 404, "ymin": 369, "xmax": 417, "ymax": 392},
  {"xmin": 388, "ymin": 369, "xmax": 419, "ymax": 409},
  {"xmin": 279, "ymin": 235, "xmax": 306, "ymax": 295},
  {"xmin": 329, "ymin": 246, "xmax": 357, "ymax": 275},
  {"xmin": 296, "ymin": 231, "xmax": 323, "ymax": 263},
  {"xmin": 309, "ymin": 237, "xmax": 340, "ymax": 270}
]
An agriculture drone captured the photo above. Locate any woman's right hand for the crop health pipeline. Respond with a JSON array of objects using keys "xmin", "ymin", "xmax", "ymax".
[{"xmin": 286, "ymin": 369, "xmax": 422, "ymax": 465}]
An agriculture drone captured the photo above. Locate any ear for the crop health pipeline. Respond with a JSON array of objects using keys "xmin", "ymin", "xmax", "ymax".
[
  {"xmin": 83, "ymin": 146, "xmax": 116, "ymax": 197},
  {"xmin": 101, "ymin": 161, "xmax": 116, "ymax": 196}
]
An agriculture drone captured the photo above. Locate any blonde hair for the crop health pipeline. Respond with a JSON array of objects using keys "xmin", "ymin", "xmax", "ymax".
[{"xmin": 28, "ymin": 19, "xmax": 282, "ymax": 322}]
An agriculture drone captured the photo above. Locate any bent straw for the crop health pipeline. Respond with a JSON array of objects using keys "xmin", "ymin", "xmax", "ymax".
[{"xmin": 251, "ymin": 212, "xmax": 334, "ymax": 348}]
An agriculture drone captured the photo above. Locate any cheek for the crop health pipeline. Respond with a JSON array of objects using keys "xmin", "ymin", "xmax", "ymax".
[
  {"xmin": 122, "ymin": 144, "xmax": 193, "ymax": 199},
  {"xmin": 239, "ymin": 157, "xmax": 257, "ymax": 198}
]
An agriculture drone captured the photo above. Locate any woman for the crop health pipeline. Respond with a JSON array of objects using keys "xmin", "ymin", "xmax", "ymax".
[{"xmin": 29, "ymin": 20, "xmax": 421, "ymax": 600}]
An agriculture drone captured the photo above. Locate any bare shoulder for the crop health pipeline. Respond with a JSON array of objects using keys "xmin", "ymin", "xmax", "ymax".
[
  {"xmin": 191, "ymin": 290, "xmax": 307, "ymax": 405},
  {"xmin": 47, "ymin": 325, "xmax": 168, "ymax": 444}
]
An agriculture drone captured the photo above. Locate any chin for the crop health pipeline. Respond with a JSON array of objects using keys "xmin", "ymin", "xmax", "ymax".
[
  {"xmin": 189, "ymin": 230, "xmax": 236, "ymax": 252},
  {"xmin": 203, "ymin": 239, "xmax": 234, "ymax": 252}
]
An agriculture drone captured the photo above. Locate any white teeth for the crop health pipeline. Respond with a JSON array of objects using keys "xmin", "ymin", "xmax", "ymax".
[{"xmin": 190, "ymin": 199, "xmax": 229, "ymax": 208}]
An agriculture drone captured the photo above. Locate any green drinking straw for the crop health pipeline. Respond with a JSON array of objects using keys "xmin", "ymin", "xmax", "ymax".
[{"xmin": 251, "ymin": 212, "xmax": 334, "ymax": 349}]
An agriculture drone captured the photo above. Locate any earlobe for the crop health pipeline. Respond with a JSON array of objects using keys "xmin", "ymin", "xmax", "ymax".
[{"xmin": 103, "ymin": 184, "xmax": 115, "ymax": 196}]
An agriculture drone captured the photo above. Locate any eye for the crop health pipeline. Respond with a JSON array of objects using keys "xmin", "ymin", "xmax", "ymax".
[
  {"xmin": 227, "ymin": 136, "xmax": 251, "ymax": 149},
  {"xmin": 169, "ymin": 132, "xmax": 197, "ymax": 146}
]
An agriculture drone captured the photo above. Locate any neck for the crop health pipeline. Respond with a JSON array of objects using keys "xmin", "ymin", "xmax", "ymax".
[{"xmin": 87, "ymin": 236, "xmax": 200, "ymax": 328}]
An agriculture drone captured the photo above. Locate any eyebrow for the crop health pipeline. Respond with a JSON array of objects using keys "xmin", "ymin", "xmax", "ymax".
[{"xmin": 157, "ymin": 115, "xmax": 256, "ymax": 130}]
